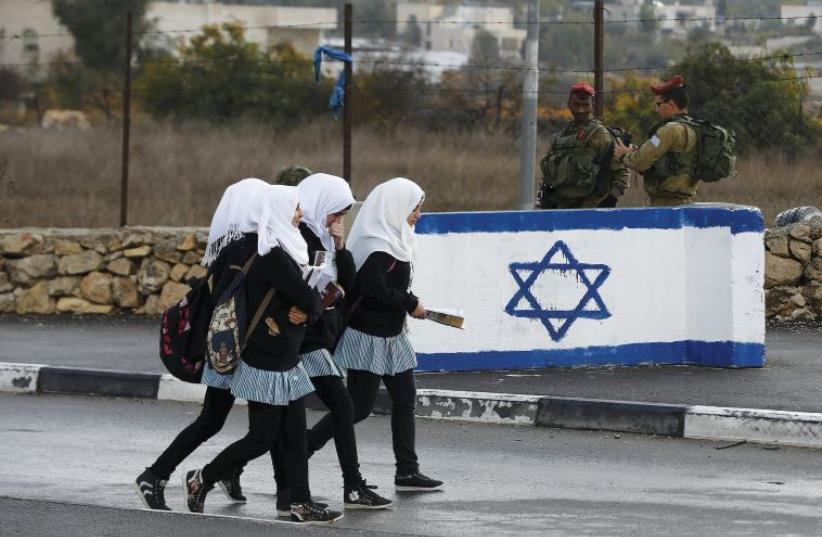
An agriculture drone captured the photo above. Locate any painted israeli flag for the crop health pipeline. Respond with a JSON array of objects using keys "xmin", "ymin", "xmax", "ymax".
[{"xmin": 408, "ymin": 205, "xmax": 765, "ymax": 372}]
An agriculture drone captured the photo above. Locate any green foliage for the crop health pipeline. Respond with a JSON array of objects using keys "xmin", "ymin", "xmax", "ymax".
[
  {"xmin": 603, "ymin": 74, "xmax": 659, "ymax": 141},
  {"xmin": 639, "ymin": 2, "xmax": 659, "ymax": 33},
  {"xmin": 471, "ymin": 30, "xmax": 500, "ymax": 63},
  {"xmin": 669, "ymin": 43, "xmax": 816, "ymax": 155},
  {"xmin": 51, "ymin": 0, "xmax": 151, "ymax": 72},
  {"xmin": 352, "ymin": 63, "xmax": 429, "ymax": 127},
  {"xmin": 404, "ymin": 15, "xmax": 423, "ymax": 48},
  {"xmin": 137, "ymin": 24, "xmax": 328, "ymax": 123},
  {"xmin": 539, "ymin": 22, "xmax": 592, "ymax": 67},
  {"xmin": 0, "ymin": 69, "xmax": 24, "ymax": 102}
]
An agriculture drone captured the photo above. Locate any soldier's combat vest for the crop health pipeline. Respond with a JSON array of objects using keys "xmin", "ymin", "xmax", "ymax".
[
  {"xmin": 645, "ymin": 115, "xmax": 736, "ymax": 188},
  {"xmin": 538, "ymin": 119, "xmax": 621, "ymax": 207}
]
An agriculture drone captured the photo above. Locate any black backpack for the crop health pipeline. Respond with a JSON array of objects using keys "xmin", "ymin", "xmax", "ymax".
[
  {"xmin": 677, "ymin": 116, "xmax": 737, "ymax": 182},
  {"xmin": 159, "ymin": 272, "xmax": 214, "ymax": 383}
]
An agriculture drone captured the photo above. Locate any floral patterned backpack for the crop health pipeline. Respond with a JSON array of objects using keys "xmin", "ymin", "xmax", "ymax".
[{"xmin": 206, "ymin": 253, "xmax": 276, "ymax": 374}]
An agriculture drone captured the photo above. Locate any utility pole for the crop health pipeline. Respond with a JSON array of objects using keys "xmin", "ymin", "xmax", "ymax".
[
  {"xmin": 343, "ymin": 3, "xmax": 352, "ymax": 183},
  {"xmin": 594, "ymin": 1, "xmax": 605, "ymax": 118},
  {"xmin": 120, "ymin": 10, "xmax": 132, "ymax": 227},
  {"xmin": 518, "ymin": 0, "xmax": 540, "ymax": 209}
]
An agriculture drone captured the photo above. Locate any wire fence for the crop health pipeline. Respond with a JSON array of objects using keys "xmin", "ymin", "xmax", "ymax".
[{"xmin": 0, "ymin": 8, "xmax": 821, "ymax": 227}]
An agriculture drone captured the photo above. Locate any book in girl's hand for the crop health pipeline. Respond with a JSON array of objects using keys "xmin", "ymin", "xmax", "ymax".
[
  {"xmin": 319, "ymin": 280, "xmax": 345, "ymax": 309},
  {"xmin": 303, "ymin": 262, "xmax": 344, "ymax": 309},
  {"xmin": 424, "ymin": 308, "xmax": 465, "ymax": 329}
]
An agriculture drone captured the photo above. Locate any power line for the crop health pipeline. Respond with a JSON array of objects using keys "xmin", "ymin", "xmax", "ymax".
[
  {"xmin": 20, "ymin": 73, "xmax": 820, "ymax": 100},
  {"xmin": 3, "ymin": 51, "xmax": 820, "ymax": 75},
  {"xmin": 2, "ymin": 14, "xmax": 820, "ymax": 41}
]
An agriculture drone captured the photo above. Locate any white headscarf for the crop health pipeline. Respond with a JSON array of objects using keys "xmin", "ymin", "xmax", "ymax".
[
  {"xmin": 203, "ymin": 178, "xmax": 308, "ymax": 267},
  {"xmin": 297, "ymin": 173, "xmax": 356, "ymax": 252},
  {"xmin": 347, "ymin": 177, "xmax": 425, "ymax": 270}
]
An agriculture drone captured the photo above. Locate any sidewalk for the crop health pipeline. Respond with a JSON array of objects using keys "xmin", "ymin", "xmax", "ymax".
[{"xmin": 2, "ymin": 315, "xmax": 821, "ymax": 446}]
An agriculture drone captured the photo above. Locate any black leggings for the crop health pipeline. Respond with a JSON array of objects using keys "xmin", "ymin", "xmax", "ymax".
[
  {"xmin": 308, "ymin": 368, "xmax": 419, "ymax": 475},
  {"xmin": 202, "ymin": 397, "xmax": 310, "ymax": 503},
  {"xmin": 274, "ymin": 375, "xmax": 362, "ymax": 489},
  {"xmin": 150, "ymin": 386, "xmax": 235, "ymax": 481}
]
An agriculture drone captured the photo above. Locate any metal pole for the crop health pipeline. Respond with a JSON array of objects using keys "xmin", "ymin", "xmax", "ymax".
[
  {"xmin": 343, "ymin": 3, "xmax": 352, "ymax": 183},
  {"xmin": 518, "ymin": 0, "xmax": 539, "ymax": 210},
  {"xmin": 594, "ymin": 1, "xmax": 604, "ymax": 118},
  {"xmin": 120, "ymin": 10, "xmax": 132, "ymax": 227}
]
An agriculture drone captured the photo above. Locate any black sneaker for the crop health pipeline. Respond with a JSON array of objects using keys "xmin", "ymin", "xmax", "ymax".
[
  {"xmin": 290, "ymin": 501, "xmax": 344, "ymax": 524},
  {"xmin": 344, "ymin": 481, "xmax": 393, "ymax": 510},
  {"xmin": 183, "ymin": 469, "xmax": 213, "ymax": 513},
  {"xmin": 394, "ymin": 471, "xmax": 443, "ymax": 491},
  {"xmin": 134, "ymin": 469, "xmax": 171, "ymax": 510},
  {"xmin": 218, "ymin": 470, "xmax": 246, "ymax": 504},
  {"xmin": 277, "ymin": 490, "xmax": 328, "ymax": 518}
]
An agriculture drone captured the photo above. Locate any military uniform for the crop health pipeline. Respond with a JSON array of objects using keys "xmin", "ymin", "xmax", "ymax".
[
  {"xmin": 538, "ymin": 118, "xmax": 631, "ymax": 209},
  {"xmin": 621, "ymin": 114, "xmax": 699, "ymax": 206},
  {"xmin": 275, "ymin": 165, "xmax": 312, "ymax": 186}
]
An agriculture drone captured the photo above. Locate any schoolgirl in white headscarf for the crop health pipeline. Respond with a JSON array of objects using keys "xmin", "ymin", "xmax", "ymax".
[
  {"xmin": 347, "ymin": 177, "xmax": 425, "ymax": 270},
  {"xmin": 298, "ymin": 173, "xmax": 356, "ymax": 254},
  {"xmin": 203, "ymin": 178, "xmax": 308, "ymax": 267},
  {"xmin": 313, "ymin": 177, "xmax": 443, "ymax": 493}
]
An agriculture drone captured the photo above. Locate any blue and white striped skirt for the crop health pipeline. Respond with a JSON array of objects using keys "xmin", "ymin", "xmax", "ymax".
[
  {"xmin": 201, "ymin": 361, "xmax": 232, "ymax": 390},
  {"xmin": 229, "ymin": 360, "xmax": 315, "ymax": 406},
  {"xmin": 334, "ymin": 327, "xmax": 417, "ymax": 377},
  {"xmin": 301, "ymin": 348, "xmax": 344, "ymax": 378}
]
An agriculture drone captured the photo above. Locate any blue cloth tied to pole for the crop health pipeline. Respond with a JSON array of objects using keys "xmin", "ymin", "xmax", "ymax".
[{"xmin": 313, "ymin": 46, "xmax": 353, "ymax": 116}]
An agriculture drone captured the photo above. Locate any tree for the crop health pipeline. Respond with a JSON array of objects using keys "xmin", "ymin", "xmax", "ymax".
[
  {"xmin": 137, "ymin": 23, "xmax": 327, "ymax": 123},
  {"xmin": 404, "ymin": 15, "xmax": 422, "ymax": 48},
  {"xmin": 51, "ymin": 0, "xmax": 151, "ymax": 72},
  {"xmin": 470, "ymin": 30, "xmax": 500, "ymax": 64},
  {"xmin": 668, "ymin": 43, "xmax": 818, "ymax": 155},
  {"xmin": 806, "ymin": 13, "xmax": 818, "ymax": 32},
  {"xmin": 639, "ymin": 1, "xmax": 659, "ymax": 34}
]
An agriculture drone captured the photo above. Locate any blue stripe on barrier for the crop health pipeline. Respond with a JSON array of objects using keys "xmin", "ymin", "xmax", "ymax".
[
  {"xmin": 416, "ymin": 341, "xmax": 765, "ymax": 372},
  {"xmin": 416, "ymin": 207, "xmax": 763, "ymax": 236}
]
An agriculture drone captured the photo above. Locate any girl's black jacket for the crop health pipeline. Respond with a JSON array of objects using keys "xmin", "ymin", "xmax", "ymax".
[
  {"xmin": 211, "ymin": 233, "xmax": 322, "ymax": 372},
  {"xmin": 346, "ymin": 251, "xmax": 418, "ymax": 338},
  {"xmin": 297, "ymin": 223, "xmax": 356, "ymax": 354}
]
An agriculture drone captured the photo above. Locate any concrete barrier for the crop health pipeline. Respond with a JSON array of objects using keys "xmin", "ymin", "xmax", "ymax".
[{"xmin": 409, "ymin": 205, "xmax": 765, "ymax": 371}]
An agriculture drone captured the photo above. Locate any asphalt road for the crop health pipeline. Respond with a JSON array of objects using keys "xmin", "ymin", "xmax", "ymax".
[
  {"xmin": 1, "ymin": 393, "xmax": 821, "ymax": 536},
  {"xmin": 1, "ymin": 315, "xmax": 821, "ymax": 412}
]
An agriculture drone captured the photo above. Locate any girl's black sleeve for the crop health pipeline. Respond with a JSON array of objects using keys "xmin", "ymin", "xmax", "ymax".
[
  {"xmin": 335, "ymin": 248, "xmax": 356, "ymax": 296},
  {"xmin": 357, "ymin": 252, "xmax": 418, "ymax": 313},
  {"xmin": 258, "ymin": 247, "xmax": 323, "ymax": 322}
]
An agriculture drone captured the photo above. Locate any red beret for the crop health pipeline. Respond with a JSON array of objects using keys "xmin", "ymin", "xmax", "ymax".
[
  {"xmin": 569, "ymin": 82, "xmax": 595, "ymax": 96},
  {"xmin": 651, "ymin": 74, "xmax": 685, "ymax": 95}
]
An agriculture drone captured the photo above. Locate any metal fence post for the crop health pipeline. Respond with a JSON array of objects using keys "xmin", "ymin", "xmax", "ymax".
[
  {"xmin": 343, "ymin": 3, "xmax": 352, "ymax": 184},
  {"xmin": 518, "ymin": 0, "xmax": 540, "ymax": 210},
  {"xmin": 119, "ymin": 10, "xmax": 133, "ymax": 227}
]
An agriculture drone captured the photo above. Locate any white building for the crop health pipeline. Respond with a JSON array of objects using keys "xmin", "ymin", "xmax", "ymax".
[
  {"xmin": 0, "ymin": 0, "xmax": 337, "ymax": 76},
  {"xmin": 781, "ymin": 4, "xmax": 822, "ymax": 36},
  {"xmin": 396, "ymin": 3, "xmax": 526, "ymax": 60},
  {"xmin": 656, "ymin": 1, "xmax": 717, "ymax": 37},
  {"xmin": 0, "ymin": 0, "xmax": 75, "ymax": 77},
  {"xmin": 146, "ymin": 2, "xmax": 337, "ymax": 58}
]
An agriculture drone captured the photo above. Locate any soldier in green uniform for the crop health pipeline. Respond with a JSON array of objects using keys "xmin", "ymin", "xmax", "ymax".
[
  {"xmin": 537, "ymin": 82, "xmax": 631, "ymax": 209},
  {"xmin": 275, "ymin": 165, "xmax": 313, "ymax": 186},
  {"xmin": 613, "ymin": 75, "xmax": 699, "ymax": 207}
]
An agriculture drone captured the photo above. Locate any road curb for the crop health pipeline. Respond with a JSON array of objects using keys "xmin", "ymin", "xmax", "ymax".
[{"xmin": 2, "ymin": 362, "xmax": 820, "ymax": 448}]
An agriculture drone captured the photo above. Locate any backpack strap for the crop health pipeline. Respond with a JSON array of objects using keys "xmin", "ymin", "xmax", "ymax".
[
  {"xmin": 229, "ymin": 252, "xmax": 258, "ymax": 273},
  {"xmin": 243, "ymin": 287, "xmax": 276, "ymax": 351}
]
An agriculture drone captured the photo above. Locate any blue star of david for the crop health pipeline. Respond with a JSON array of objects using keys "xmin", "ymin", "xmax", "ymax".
[{"xmin": 504, "ymin": 240, "xmax": 611, "ymax": 342}]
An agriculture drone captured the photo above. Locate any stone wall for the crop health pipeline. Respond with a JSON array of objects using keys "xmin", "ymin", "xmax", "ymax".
[
  {"xmin": 764, "ymin": 217, "xmax": 822, "ymax": 322},
  {"xmin": 0, "ymin": 227, "xmax": 208, "ymax": 316},
  {"xmin": 1, "ymin": 222, "xmax": 821, "ymax": 321}
]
